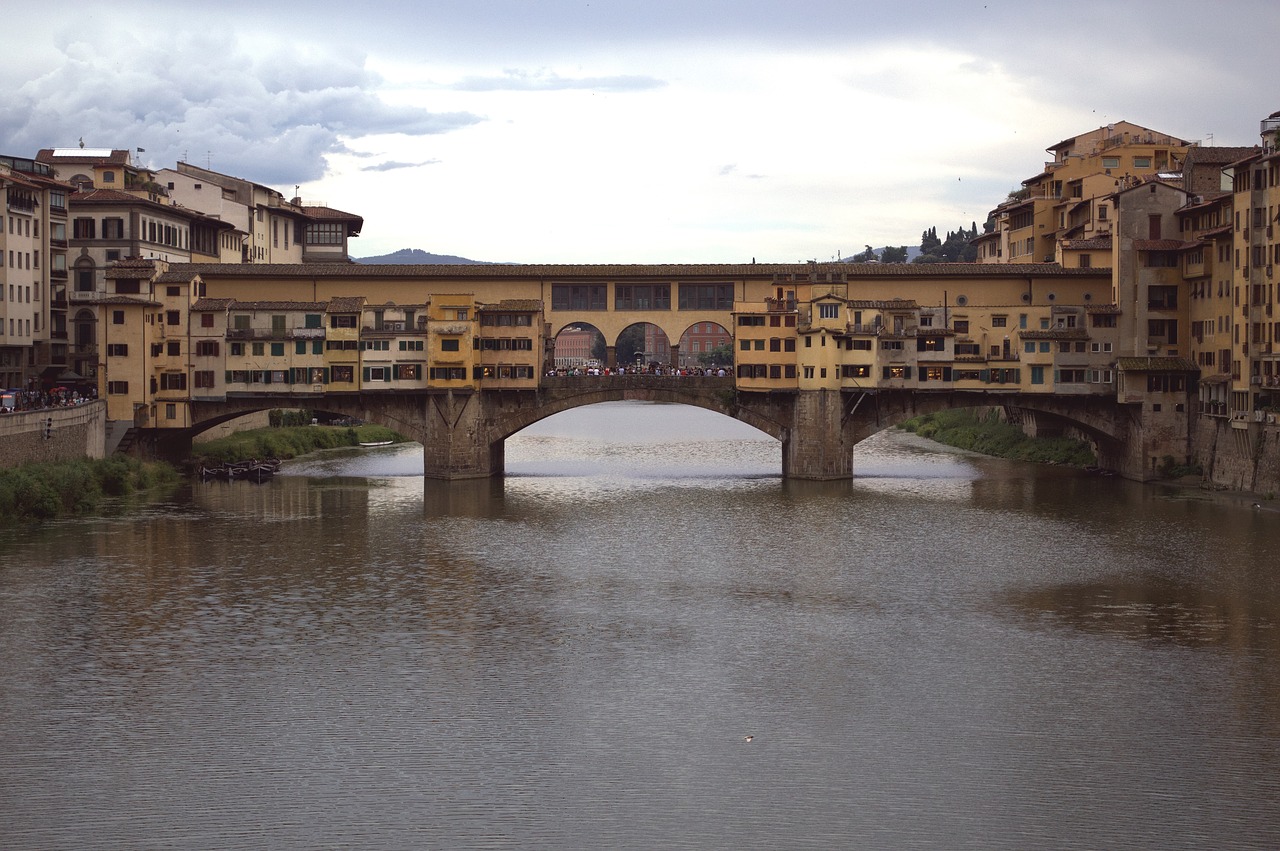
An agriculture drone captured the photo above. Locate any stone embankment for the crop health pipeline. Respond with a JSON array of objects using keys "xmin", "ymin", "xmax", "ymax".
[
  {"xmin": 0, "ymin": 402, "xmax": 106, "ymax": 471},
  {"xmin": 1194, "ymin": 417, "xmax": 1280, "ymax": 496}
]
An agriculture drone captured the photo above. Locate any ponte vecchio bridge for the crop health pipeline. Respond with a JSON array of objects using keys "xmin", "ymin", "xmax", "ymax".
[{"xmin": 115, "ymin": 261, "xmax": 1194, "ymax": 481}]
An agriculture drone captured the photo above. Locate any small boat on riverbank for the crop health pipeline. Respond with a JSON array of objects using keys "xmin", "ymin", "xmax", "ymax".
[
  {"xmin": 358, "ymin": 440, "xmax": 394, "ymax": 447},
  {"xmin": 199, "ymin": 458, "xmax": 281, "ymax": 483}
]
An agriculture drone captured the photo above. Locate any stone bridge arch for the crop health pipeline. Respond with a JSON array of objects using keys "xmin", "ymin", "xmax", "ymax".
[
  {"xmin": 485, "ymin": 377, "xmax": 787, "ymax": 445},
  {"xmin": 158, "ymin": 383, "xmax": 1142, "ymax": 482}
]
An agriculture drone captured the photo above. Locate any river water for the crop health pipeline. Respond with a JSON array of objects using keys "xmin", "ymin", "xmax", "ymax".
[{"xmin": 2, "ymin": 401, "xmax": 1279, "ymax": 849}]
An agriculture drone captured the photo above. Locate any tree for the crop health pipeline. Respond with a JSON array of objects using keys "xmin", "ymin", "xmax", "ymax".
[
  {"xmin": 851, "ymin": 245, "xmax": 878, "ymax": 262},
  {"xmin": 615, "ymin": 325, "xmax": 646, "ymax": 364},
  {"xmin": 880, "ymin": 245, "xmax": 908, "ymax": 263},
  {"xmin": 698, "ymin": 342, "xmax": 734, "ymax": 368},
  {"xmin": 920, "ymin": 226, "xmax": 941, "ymax": 253}
]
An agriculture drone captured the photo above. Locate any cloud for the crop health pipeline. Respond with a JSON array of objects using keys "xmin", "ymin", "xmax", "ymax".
[
  {"xmin": 450, "ymin": 67, "xmax": 666, "ymax": 92},
  {"xmin": 719, "ymin": 164, "xmax": 765, "ymax": 179},
  {"xmin": 361, "ymin": 159, "xmax": 440, "ymax": 172},
  {"xmin": 0, "ymin": 29, "xmax": 482, "ymax": 186}
]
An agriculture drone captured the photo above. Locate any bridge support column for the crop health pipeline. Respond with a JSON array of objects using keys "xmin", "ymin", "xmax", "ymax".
[
  {"xmin": 605, "ymin": 345, "xmax": 617, "ymax": 370},
  {"xmin": 669, "ymin": 343, "xmax": 680, "ymax": 370},
  {"xmin": 422, "ymin": 391, "xmax": 502, "ymax": 480},
  {"xmin": 783, "ymin": 389, "xmax": 854, "ymax": 480}
]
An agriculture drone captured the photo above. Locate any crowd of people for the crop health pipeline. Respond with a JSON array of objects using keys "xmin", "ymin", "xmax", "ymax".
[
  {"xmin": 547, "ymin": 365, "xmax": 730, "ymax": 378},
  {"xmin": 0, "ymin": 386, "xmax": 96, "ymax": 413}
]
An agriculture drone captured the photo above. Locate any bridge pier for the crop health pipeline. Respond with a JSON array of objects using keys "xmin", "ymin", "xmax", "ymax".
[
  {"xmin": 782, "ymin": 390, "xmax": 855, "ymax": 480},
  {"xmin": 422, "ymin": 391, "xmax": 504, "ymax": 479}
]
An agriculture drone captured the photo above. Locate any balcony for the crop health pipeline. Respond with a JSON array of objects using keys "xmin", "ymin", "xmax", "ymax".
[{"xmin": 765, "ymin": 297, "xmax": 798, "ymax": 313}]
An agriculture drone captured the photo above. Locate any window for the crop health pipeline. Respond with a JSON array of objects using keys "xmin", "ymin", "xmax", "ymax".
[
  {"xmin": 160, "ymin": 373, "xmax": 187, "ymax": 391},
  {"xmin": 102, "ymin": 218, "xmax": 124, "ymax": 239},
  {"xmin": 991, "ymin": 315, "xmax": 1007, "ymax": 327},
  {"xmin": 195, "ymin": 340, "xmax": 220, "ymax": 357},
  {"xmin": 107, "ymin": 381, "xmax": 129, "ymax": 394},
  {"xmin": 194, "ymin": 371, "xmax": 216, "ymax": 388},
  {"xmin": 1133, "ymin": 157, "xmax": 1151, "ymax": 169},
  {"xmin": 551, "ymin": 284, "xmax": 608, "ymax": 311},
  {"xmin": 167, "ymin": 341, "xmax": 181, "ymax": 356},
  {"xmin": 252, "ymin": 343, "xmax": 264, "ymax": 356},
  {"xmin": 818, "ymin": 303, "xmax": 840, "ymax": 319},
  {"xmin": 106, "ymin": 343, "xmax": 128, "ymax": 357},
  {"xmin": 230, "ymin": 342, "xmax": 244, "ymax": 357},
  {"xmin": 73, "ymin": 218, "xmax": 96, "ymax": 239},
  {"xmin": 440, "ymin": 338, "xmax": 460, "ymax": 352},
  {"xmin": 331, "ymin": 365, "xmax": 354, "ymax": 383},
  {"xmin": 615, "ymin": 284, "xmax": 671, "ymax": 310},
  {"xmin": 330, "ymin": 314, "xmax": 357, "ymax": 328},
  {"xmin": 677, "ymin": 284, "xmax": 734, "ymax": 310},
  {"xmin": 1058, "ymin": 369, "xmax": 1087, "ymax": 384},
  {"xmin": 305, "ymin": 223, "xmax": 345, "ymax": 245},
  {"xmin": 112, "ymin": 310, "xmax": 125, "ymax": 325},
  {"xmin": 166, "ymin": 310, "xmax": 180, "ymax": 326},
  {"xmin": 954, "ymin": 320, "xmax": 969, "ymax": 334},
  {"xmin": 271, "ymin": 343, "xmax": 285, "ymax": 356},
  {"xmin": 1102, "ymin": 157, "xmax": 1120, "ymax": 169}
]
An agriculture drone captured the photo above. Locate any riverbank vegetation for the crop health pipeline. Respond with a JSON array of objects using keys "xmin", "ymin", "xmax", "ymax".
[
  {"xmin": 899, "ymin": 408, "xmax": 1097, "ymax": 467},
  {"xmin": 0, "ymin": 457, "xmax": 180, "ymax": 522},
  {"xmin": 190, "ymin": 422, "xmax": 407, "ymax": 467}
]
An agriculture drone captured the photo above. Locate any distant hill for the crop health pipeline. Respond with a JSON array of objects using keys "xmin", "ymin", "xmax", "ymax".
[
  {"xmin": 840, "ymin": 246, "xmax": 922, "ymax": 263},
  {"xmin": 354, "ymin": 248, "xmax": 497, "ymax": 265}
]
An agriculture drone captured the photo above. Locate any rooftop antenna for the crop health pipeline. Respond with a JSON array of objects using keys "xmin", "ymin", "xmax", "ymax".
[
  {"xmin": 1205, "ymin": 132, "xmax": 1214, "ymax": 146},
  {"xmin": 205, "ymin": 151, "xmax": 212, "ymax": 169}
]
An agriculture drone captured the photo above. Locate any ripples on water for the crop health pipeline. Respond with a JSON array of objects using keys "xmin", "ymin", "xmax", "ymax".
[{"xmin": 2, "ymin": 402, "xmax": 1280, "ymax": 850}]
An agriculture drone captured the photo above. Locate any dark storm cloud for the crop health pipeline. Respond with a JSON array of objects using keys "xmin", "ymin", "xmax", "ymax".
[{"xmin": 0, "ymin": 30, "xmax": 480, "ymax": 184}]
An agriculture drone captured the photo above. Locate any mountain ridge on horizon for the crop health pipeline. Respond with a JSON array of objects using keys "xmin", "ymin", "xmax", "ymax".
[
  {"xmin": 356, "ymin": 247, "xmax": 923, "ymax": 266},
  {"xmin": 354, "ymin": 248, "xmax": 499, "ymax": 265}
]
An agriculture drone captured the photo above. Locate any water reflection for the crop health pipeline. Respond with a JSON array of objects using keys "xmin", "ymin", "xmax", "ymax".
[{"xmin": 5, "ymin": 402, "xmax": 1280, "ymax": 849}]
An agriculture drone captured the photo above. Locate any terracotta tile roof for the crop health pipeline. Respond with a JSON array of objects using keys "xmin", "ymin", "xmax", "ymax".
[
  {"xmin": 1116, "ymin": 357, "xmax": 1199, "ymax": 372},
  {"xmin": 104, "ymin": 259, "xmax": 158, "ymax": 279},
  {"xmin": 1184, "ymin": 146, "xmax": 1261, "ymax": 167},
  {"xmin": 1018, "ymin": 328, "xmax": 1090, "ymax": 340},
  {"xmin": 1197, "ymin": 225, "xmax": 1233, "ymax": 240},
  {"xmin": 155, "ymin": 261, "xmax": 1106, "ymax": 283},
  {"xmin": 1061, "ymin": 236, "xmax": 1112, "ymax": 250},
  {"xmin": 847, "ymin": 299, "xmax": 919, "ymax": 309},
  {"xmin": 37, "ymin": 148, "xmax": 131, "ymax": 165},
  {"xmin": 301, "ymin": 205, "xmax": 362, "ymax": 222},
  {"xmin": 1133, "ymin": 239, "xmax": 1197, "ymax": 251},
  {"xmin": 96, "ymin": 295, "xmax": 161, "ymax": 306},
  {"xmin": 481, "ymin": 299, "xmax": 544, "ymax": 312},
  {"xmin": 71, "ymin": 188, "xmax": 207, "ymax": 222},
  {"xmin": 326, "ymin": 296, "xmax": 366, "ymax": 313},
  {"xmin": 192, "ymin": 298, "xmax": 236, "ymax": 311},
  {"xmin": 228, "ymin": 301, "xmax": 331, "ymax": 311}
]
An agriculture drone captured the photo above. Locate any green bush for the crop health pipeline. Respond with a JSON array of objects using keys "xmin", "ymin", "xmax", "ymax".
[
  {"xmin": 0, "ymin": 457, "xmax": 179, "ymax": 524},
  {"xmin": 899, "ymin": 408, "xmax": 1096, "ymax": 467},
  {"xmin": 190, "ymin": 424, "xmax": 406, "ymax": 467}
]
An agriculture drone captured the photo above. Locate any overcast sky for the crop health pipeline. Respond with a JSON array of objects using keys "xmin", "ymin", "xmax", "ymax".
[{"xmin": 2, "ymin": 0, "xmax": 1276, "ymax": 263}]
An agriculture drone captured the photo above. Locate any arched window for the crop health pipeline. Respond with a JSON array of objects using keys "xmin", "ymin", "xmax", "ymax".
[
  {"xmin": 73, "ymin": 258, "xmax": 96, "ymax": 292},
  {"xmin": 74, "ymin": 309, "xmax": 96, "ymax": 347}
]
